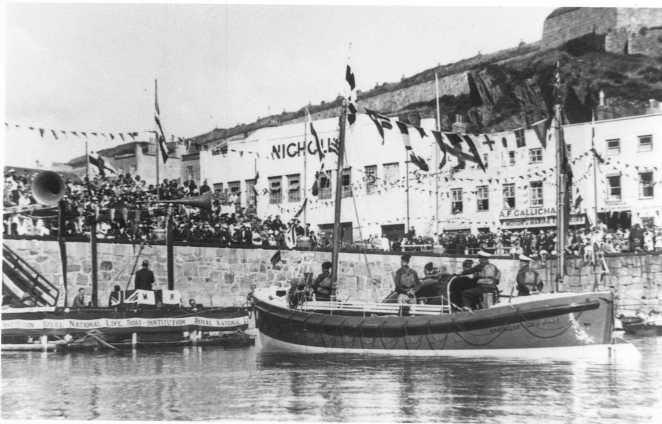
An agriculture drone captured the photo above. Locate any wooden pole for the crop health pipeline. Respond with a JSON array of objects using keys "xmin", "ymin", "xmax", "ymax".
[
  {"xmin": 405, "ymin": 158, "xmax": 410, "ymax": 233},
  {"xmin": 591, "ymin": 111, "xmax": 599, "ymax": 226},
  {"xmin": 434, "ymin": 72, "xmax": 441, "ymax": 235},
  {"xmin": 330, "ymin": 100, "xmax": 348, "ymax": 298},
  {"xmin": 555, "ymin": 102, "xmax": 565, "ymax": 293},
  {"xmin": 57, "ymin": 201, "xmax": 68, "ymax": 306},
  {"xmin": 303, "ymin": 110, "xmax": 309, "ymax": 226},
  {"xmin": 90, "ymin": 206, "xmax": 99, "ymax": 306},
  {"xmin": 166, "ymin": 205, "xmax": 174, "ymax": 290},
  {"xmin": 155, "ymin": 79, "xmax": 160, "ymax": 192}
]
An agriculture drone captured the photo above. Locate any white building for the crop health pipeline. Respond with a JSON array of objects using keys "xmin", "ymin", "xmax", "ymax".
[{"xmin": 199, "ymin": 111, "xmax": 662, "ymax": 242}]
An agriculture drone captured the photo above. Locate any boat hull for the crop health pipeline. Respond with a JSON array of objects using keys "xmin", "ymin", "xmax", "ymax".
[{"xmin": 253, "ymin": 292, "xmax": 615, "ymax": 352}]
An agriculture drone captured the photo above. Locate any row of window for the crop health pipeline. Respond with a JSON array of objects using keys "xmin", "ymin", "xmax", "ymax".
[
  {"xmin": 607, "ymin": 172, "xmax": 655, "ymax": 201},
  {"xmin": 606, "ymin": 135, "xmax": 653, "ymax": 154},
  {"xmin": 449, "ymin": 182, "xmax": 544, "ymax": 214}
]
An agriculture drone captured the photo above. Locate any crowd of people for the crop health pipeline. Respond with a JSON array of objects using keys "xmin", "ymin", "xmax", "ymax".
[{"xmin": 4, "ymin": 169, "xmax": 662, "ymax": 260}]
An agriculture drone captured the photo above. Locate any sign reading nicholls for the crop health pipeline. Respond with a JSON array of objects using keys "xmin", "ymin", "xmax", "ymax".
[{"xmin": 271, "ymin": 137, "xmax": 338, "ymax": 160}]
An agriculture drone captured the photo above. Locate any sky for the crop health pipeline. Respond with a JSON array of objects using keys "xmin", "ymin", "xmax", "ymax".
[{"xmin": 3, "ymin": 3, "xmax": 554, "ymax": 167}]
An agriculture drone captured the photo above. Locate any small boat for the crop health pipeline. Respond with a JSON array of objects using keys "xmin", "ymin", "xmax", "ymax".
[
  {"xmin": 619, "ymin": 313, "xmax": 662, "ymax": 337},
  {"xmin": 253, "ymin": 280, "xmax": 616, "ymax": 354},
  {"xmin": 1, "ymin": 303, "xmax": 252, "ymax": 351},
  {"xmin": 253, "ymin": 75, "xmax": 632, "ymax": 356}
]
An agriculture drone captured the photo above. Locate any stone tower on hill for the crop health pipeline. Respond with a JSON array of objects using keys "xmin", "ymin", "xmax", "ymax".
[{"xmin": 542, "ymin": 7, "xmax": 662, "ymax": 56}]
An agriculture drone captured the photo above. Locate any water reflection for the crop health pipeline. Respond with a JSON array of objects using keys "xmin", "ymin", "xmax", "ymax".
[{"xmin": 1, "ymin": 339, "xmax": 661, "ymax": 422}]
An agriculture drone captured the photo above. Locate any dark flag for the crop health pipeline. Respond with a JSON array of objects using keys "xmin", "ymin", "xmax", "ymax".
[
  {"xmin": 365, "ymin": 108, "xmax": 393, "ymax": 143},
  {"xmin": 501, "ymin": 137, "xmax": 508, "ymax": 148},
  {"xmin": 270, "ymin": 250, "xmax": 282, "ymax": 267},
  {"xmin": 50, "ymin": 129, "xmax": 58, "ymax": 140},
  {"xmin": 396, "ymin": 121, "xmax": 428, "ymax": 171},
  {"xmin": 154, "ymin": 80, "xmax": 169, "ymax": 162},
  {"xmin": 89, "ymin": 151, "xmax": 117, "ymax": 177},
  {"xmin": 531, "ymin": 118, "xmax": 549, "ymax": 149},
  {"xmin": 328, "ymin": 139, "xmax": 339, "ymax": 155},
  {"xmin": 574, "ymin": 194, "xmax": 583, "ymax": 210},
  {"xmin": 294, "ymin": 198, "xmax": 308, "ymax": 218},
  {"xmin": 461, "ymin": 134, "xmax": 486, "ymax": 172},
  {"xmin": 306, "ymin": 109, "xmax": 324, "ymax": 161},
  {"xmin": 345, "ymin": 64, "xmax": 357, "ymax": 125},
  {"xmin": 432, "ymin": 131, "xmax": 448, "ymax": 170}
]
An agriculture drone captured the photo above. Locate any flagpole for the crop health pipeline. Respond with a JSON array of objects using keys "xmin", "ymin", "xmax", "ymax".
[
  {"xmin": 155, "ymin": 78, "xmax": 160, "ymax": 197},
  {"xmin": 434, "ymin": 72, "xmax": 441, "ymax": 236},
  {"xmin": 330, "ymin": 99, "xmax": 348, "ymax": 300},
  {"xmin": 554, "ymin": 63, "xmax": 566, "ymax": 293},
  {"xmin": 591, "ymin": 110, "xmax": 599, "ymax": 226},
  {"xmin": 405, "ymin": 157, "xmax": 410, "ymax": 233},
  {"xmin": 303, "ymin": 109, "xmax": 309, "ymax": 226}
]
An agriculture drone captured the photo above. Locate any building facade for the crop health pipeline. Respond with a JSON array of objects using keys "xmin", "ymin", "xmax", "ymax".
[{"xmin": 198, "ymin": 110, "xmax": 662, "ymax": 241}]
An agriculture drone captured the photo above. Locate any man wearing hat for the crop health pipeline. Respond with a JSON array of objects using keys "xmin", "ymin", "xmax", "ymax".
[
  {"xmin": 312, "ymin": 261, "xmax": 334, "ymax": 301},
  {"xmin": 459, "ymin": 251, "xmax": 501, "ymax": 308},
  {"xmin": 392, "ymin": 254, "xmax": 421, "ymax": 303},
  {"xmin": 134, "ymin": 260, "xmax": 155, "ymax": 291},
  {"xmin": 515, "ymin": 255, "xmax": 543, "ymax": 296}
]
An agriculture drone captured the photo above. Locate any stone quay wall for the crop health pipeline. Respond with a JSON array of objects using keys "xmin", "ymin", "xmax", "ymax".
[{"xmin": 3, "ymin": 238, "xmax": 661, "ymax": 316}]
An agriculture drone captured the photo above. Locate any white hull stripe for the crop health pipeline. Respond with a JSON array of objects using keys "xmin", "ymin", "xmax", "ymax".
[
  {"xmin": 258, "ymin": 333, "xmax": 639, "ymax": 360},
  {"xmin": 2, "ymin": 316, "xmax": 249, "ymax": 330}
]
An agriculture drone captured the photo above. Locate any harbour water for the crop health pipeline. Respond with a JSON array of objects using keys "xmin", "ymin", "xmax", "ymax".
[{"xmin": 2, "ymin": 337, "xmax": 660, "ymax": 423}]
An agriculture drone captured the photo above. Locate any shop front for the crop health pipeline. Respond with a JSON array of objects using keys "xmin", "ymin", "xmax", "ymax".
[{"xmin": 499, "ymin": 207, "xmax": 586, "ymax": 231}]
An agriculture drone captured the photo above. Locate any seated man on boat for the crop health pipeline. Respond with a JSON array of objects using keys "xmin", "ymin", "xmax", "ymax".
[
  {"xmin": 312, "ymin": 261, "xmax": 334, "ymax": 301},
  {"xmin": 515, "ymin": 255, "xmax": 543, "ymax": 296},
  {"xmin": 452, "ymin": 259, "xmax": 479, "ymax": 309},
  {"xmin": 384, "ymin": 254, "xmax": 421, "ymax": 303},
  {"xmin": 415, "ymin": 263, "xmax": 451, "ymax": 305},
  {"xmin": 458, "ymin": 251, "xmax": 501, "ymax": 309},
  {"xmin": 135, "ymin": 260, "xmax": 155, "ymax": 291},
  {"xmin": 108, "ymin": 285, "xmax": 124, "ymax": 307}
]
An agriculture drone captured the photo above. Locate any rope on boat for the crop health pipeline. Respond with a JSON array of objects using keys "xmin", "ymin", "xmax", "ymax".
[{"xmin": 514, "ymin": 308, "xmax": 582, "ymax": 340}]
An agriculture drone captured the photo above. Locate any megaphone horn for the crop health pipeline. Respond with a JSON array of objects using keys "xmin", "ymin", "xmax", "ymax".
[
  {"xmin": 31, "ymin": 171, "xmax": 66, "ymax": 206},
  {"xmin": 159, "ymin": 191, "xmax": 214, "ymax": 209}
]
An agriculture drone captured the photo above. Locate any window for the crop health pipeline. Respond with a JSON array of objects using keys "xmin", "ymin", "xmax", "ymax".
[
  {"xmin": 515, "ymin": 129, "xmax": 526, "ymax": 148},
  {"xmin": 476, "ymin": 185, "xmax": 489, "ymax": 211},
  {"xmin": 639, "ymin": 135, "xmax": 653, "ymax": 152},
  {"xmin": 287, "ymin": 174, "xmax": 301, "ymax": 202},
  {"xmin": 186, "ymin": 165, "xmax": 194, "ymax": 179},
  {"xmin": 341, "ymin": 168, "xmax": 352, "ymax": 198},
  {"xmin": 530, "ymin": 181, "xmax": 543, "ymax": 207},
  {"xmin": 213, "ymin": 182, "xmax": 223, "ymax": 193},
  {"xmin": 606, "ymin": 138, "xmax": 620, "ymax": 154},
  {"xmin": 245, "ymin": 179, "xmax": 256, "ymax": 206},
  {"xmin": 508, "ymin": 151, "xmax": 516, "ymax": 166},
  {"xmin": 268, "ymin": 176, "xmax": 282, "ymax": 204},
  {"xmin": 529, "ymin": 148, "xmax": 543, "ymax": 164},
  {"xmin": 228, "ymin": 181, "xmax": 241, "ymax": 204},
  {"xmin": 503, "ymin": 183, "xmax": 516, "ymax": 209},
  {"xmin": 451, "ymin": 188, "xmax": 463, "ymax": 214},
  {"xmin": 482, "ymin": 153, "xmax": 489, "ymax": 169},
  {"xmin": 383, "ymin": 162, "xmax": 399, "ymax": 184},
  {"xmin": 319, "ymin": 170, "xmax": 332, "ymax": 199},
  {"xmin": 639, "ymin": 172, "xmax": 654, "ymax": 198},
  {"xmin": 365, "ymin": 165, "xmax": 378, "ymax": 194},
  {"xmin": 607, "ymin": 175, "xmax": 621, "ymax": 201}
]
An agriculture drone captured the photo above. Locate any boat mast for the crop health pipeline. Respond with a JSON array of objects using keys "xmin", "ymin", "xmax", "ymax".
[
  {"xmin": 155, "ymin": 79, "xmax": 160, "ymax": 194},
  {"xmin": 434, "ymin": 72, "xmax": 441, "ymax": 235},
  {"xmin": 554, "ymin": 62, "xmax": 566, "ymax": 293},
  {"xmin": 330, "ymin": 99, "xmax": 348, "ymax": 299}
]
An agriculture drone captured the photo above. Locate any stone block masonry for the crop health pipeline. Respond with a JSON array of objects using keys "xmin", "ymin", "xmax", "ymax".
[{"xmin": 4, "ymin": 238, "xmax": 661, "ymax": 316}]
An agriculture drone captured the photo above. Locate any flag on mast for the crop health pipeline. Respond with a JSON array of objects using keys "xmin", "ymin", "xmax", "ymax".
[
  {"xmin": 89, "ymin": 151, "xmax": 117, "ymax": 177},
  {"xmin": 154, "ymin": 80, "xmax": 169, "ymax": 163},
  {"xmin": 345, "ymin": 47, "xmax": 357, "ymax": 125},
  {"xmin": 306, "ymin": 109, "xmax": 324, "ymax": 162}
]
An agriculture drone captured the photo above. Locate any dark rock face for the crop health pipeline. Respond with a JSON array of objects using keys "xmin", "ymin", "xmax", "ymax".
[{"xmin": 394, "ymin": 49, "xmax": 662, "ymax": 133}]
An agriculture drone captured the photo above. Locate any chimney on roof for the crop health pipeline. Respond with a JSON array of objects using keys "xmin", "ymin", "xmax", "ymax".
[
  {"xmin": 646, "ymin": 98, "xmax": 660, "ymax": 114},
  {"xmin": 599, "ymin": 90, "xmax": 605, "ymax": 107}
]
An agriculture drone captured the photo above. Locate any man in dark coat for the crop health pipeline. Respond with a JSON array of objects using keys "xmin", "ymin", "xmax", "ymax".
[
  {"xmin": 312, "ymin": 261, "xmax": 334, "ymax": 301},
  {"xmin": 134, "ymin": 260, "xmax": 155, "ymax": 291}
]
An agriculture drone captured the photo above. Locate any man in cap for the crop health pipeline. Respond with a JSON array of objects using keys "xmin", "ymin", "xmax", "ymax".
[
  {"xmin": 459, "ymin": 251, "xmax": 501, "ymax": 308},
  {"xmin": 134, "ymin": 260, "xmax": 155, "ymax": 291},
  {"xmin": 515, "ymin": 255, "xmax": 543, "ymax": 296},
  {"xmin": 392, "ymin": 254, "xmax": 420, "ymax": 303}
]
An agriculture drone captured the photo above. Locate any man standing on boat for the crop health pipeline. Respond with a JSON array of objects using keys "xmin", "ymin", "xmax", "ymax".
[
  {"xmin": 459, "ymin": 251, "xmax": 501, "ymax": 308},
  {"xmin": 134, "ymin": 260, "xmax": 155, "ymax": 291},
  {"xmin": 312, "ymin": 261, "xmax": 334, "ymax": 301},
  {"xmin": 515, "ymin": 255, "xmax": 543, "ymax": 296}
]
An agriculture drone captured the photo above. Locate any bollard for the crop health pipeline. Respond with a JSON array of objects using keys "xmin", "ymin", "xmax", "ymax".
[{"xmin": 40, "ymin": 335, "xmax": 48, "ymax": 352}]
